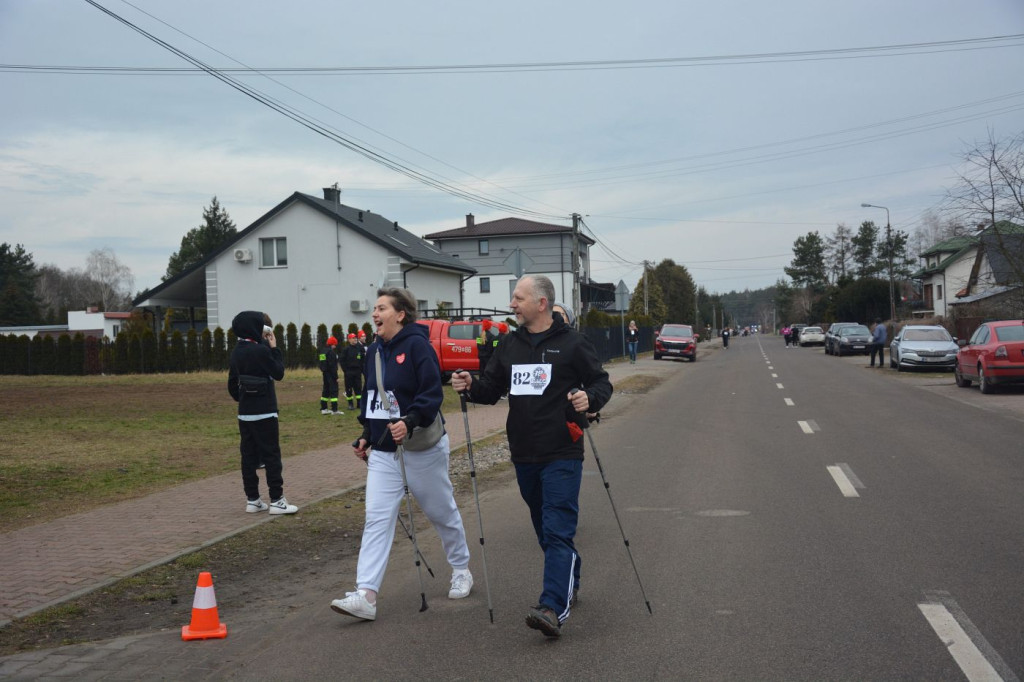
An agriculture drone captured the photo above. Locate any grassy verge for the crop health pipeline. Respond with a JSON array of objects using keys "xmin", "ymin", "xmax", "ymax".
[{"xmin": 0, "ymin": 371, "xmax": 473, "ymax": 533}]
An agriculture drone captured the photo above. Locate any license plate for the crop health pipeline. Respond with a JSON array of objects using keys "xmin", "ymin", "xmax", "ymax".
[
  {"xmin": 853, "ymin": 345, "xmax": 865, "ymax": 349},
  {"xmin": 668, "ymin": 348, "xmax": 681, "ymax": 353},
  {"xmin": 925, "ymin": 357, "xmax": 946, "ymax": 362}
]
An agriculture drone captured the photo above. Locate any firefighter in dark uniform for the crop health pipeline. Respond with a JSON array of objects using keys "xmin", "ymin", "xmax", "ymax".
[
  {"xmin": 475, "ymin": 319, "xmax": 499, "ymax": 375},
  {"xmin": 339, "ymin": 332, "xmax": 365, "ymax": 410},
  {"xmin": 319, "ymin": 336, "xmax": 341, "ymax": 414}
]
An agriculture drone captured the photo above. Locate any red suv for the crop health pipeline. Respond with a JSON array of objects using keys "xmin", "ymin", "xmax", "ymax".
[{"xmin": 654, "ymin": 324, "xmax": 698, "ymax": 362}]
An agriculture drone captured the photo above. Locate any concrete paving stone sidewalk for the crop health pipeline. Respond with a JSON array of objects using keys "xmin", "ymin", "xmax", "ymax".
[{"xmin": 0, "ymin": 357, "xmax": 648, "ymax": 628}]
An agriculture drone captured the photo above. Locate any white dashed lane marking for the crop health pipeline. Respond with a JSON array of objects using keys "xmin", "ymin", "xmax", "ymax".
[
  {"xmin": 784, "ymin": 398, "xmax": 795, "ymax": 406},
  {"xmin": 798, "ymin": 420, "xmax": 820, "ymax": 434},
  {"xmin": 776, "ymin": 383, "xmax": 784, "ymax": 389},
  {"xmin": 918, "ymin": 591, "xmax": 1017, "ymax": 682},
  {"xmin": 827, "ymin": 464, "xmax": 860, "ymax": 497}
]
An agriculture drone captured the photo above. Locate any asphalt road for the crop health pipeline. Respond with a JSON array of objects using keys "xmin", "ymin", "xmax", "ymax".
[{"xmin": 26, "ymin": 336, "xmax": 1022, "ymax": 681}]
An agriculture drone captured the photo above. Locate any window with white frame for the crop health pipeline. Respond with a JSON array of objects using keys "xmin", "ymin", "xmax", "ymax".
[
  {"xmin": 260, "ymin": 237, "xmax": 288, "ymax": 267},
  {"xmin": 480, "ymin": 277, "xmax": 490, "ymax": 293}
]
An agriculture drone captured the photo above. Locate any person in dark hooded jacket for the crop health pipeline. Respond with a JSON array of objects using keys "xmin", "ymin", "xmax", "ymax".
[
  {"xmin": 330, "ymin": 288, "xmax": 472, "ymax": 622},
  {"xmin": 452, "ymin": 275, "xmax": 612, "ymax": 638},
  {"xmin": 228, "ymin": 311, "xmax": 298, "ymax": 515}
]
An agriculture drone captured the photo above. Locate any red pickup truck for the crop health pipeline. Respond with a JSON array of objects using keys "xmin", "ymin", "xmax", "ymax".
[{"xmin": 416, "ymin": 319, "xmax": 483, "ymax": 380}]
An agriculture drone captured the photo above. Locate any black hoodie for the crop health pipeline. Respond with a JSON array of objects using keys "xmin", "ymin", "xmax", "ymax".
[
  {"xmin": 467, "ymin": 316, "xmax": 612, "ymax": 464},
  {"xmin": 228, "ymin": 311, "xmax": 285, "ymax": 416}
]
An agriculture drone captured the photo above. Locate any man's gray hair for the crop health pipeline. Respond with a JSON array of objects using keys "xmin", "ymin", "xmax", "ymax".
[{"xmin": 522, "ymin": 275, "xmax": 555, "ymax": 308}]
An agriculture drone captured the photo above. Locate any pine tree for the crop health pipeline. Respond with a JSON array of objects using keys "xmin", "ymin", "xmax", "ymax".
[
  {"xmin": 164, "ymin": 197, "xmax": 238, "ymax": 280},
  {"xmin": 0, "ymin": 243, "xmax": 42, "ymax": 325}
]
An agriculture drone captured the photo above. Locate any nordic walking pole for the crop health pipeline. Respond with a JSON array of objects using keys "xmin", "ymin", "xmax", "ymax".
[
  {"xmin": 389, "ymin": 420, "xmax": 429, "ymax": 612},
  {"xmin": 353, "ymin": 438, "xmax": 435, "ymax": 578},
  {"xmin": 571, "ymin": 390, "xmax": 653, "ymax": 614},
  {"xmin": 456, "ymin": 370, "xmax": 495, "ymax": 623}
]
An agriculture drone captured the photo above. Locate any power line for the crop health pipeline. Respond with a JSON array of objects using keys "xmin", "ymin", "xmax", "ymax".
[
  {"xmin": 79, "ymin": 0, "xmax": 568, "ymax": 222},
  {"xmin": 3, "ymin": 34, "xmax": 1021, "ymax": 75}
]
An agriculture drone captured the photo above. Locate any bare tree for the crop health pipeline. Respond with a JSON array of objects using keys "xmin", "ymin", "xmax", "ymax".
[
  {"xmin": 35, "ymin": 265, "xmax": 96, "ymax": 321},
  {"xmin": 85, "ymin": 248, "xmax": 135, "ymax": 311},
  {"xmin": 944, "ymin": 129, "xmax": 1024, "ymax": 308}
]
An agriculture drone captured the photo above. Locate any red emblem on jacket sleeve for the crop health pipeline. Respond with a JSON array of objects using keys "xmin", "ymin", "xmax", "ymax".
[{"xmin": 396, "ymin": 353, "xmax": 406, "ymax": 364}]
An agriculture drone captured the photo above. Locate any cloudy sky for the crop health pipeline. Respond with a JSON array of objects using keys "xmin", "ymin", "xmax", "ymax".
[{"xmin": 2, "ymin": 0, "xmax": 1022, "ymax": 296}]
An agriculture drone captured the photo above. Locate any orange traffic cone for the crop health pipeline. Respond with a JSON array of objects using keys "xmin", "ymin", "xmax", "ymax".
[{"xmin": 181, "ymin": 571, "xmax": 227, "ymax": 641}]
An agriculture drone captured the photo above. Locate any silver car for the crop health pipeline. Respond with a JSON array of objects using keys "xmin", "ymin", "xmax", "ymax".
[{"xmin": 889, "ymin": 325, "xmax": 958, "ymax": 372}]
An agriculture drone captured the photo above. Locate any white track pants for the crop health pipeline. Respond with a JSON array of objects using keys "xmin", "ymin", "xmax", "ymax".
[{"xmin": 356, "ymin": 434, "xmax": 471, "ymax": 593}]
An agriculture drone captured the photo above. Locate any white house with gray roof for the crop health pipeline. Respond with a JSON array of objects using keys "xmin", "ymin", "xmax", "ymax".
[
  {"xmin": 133, "ymin": 187, "xmax": 475, "ymax": 331},
  {"xmin": 424, "ymin": 214, "xmax": 596, "ymax": 313}
]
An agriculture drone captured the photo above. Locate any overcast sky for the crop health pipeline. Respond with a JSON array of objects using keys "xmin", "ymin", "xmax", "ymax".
[{"xmin": 2, "ymin": 0, "xmax": 1022, "ymax": 296}]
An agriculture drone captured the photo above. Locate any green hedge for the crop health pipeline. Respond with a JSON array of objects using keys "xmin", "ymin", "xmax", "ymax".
[{"xmin": 0, "ymin": 320, "xmax": 336, "ymax": 375}]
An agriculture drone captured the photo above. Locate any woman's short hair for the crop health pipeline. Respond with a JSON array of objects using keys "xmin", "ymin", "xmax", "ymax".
[{"xmin": 377, "ymin": 287, "xmax": 418, "ymax": 325}]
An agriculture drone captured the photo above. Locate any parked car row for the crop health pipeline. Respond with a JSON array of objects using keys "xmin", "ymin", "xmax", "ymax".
[{"xmin": 824, "ymin": 323, "xmax": 872, "ymax": 356}]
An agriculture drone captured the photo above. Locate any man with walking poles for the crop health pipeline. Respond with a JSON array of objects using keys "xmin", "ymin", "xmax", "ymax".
[{"xmin": 453, "ymin": 274, "xmax": 613, "ymax": 638}]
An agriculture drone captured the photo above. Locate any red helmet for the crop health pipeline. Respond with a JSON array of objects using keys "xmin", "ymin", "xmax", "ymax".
[
  {"xmin": 481, "ymin": 319, "xmax": 493, "ymax": 331},
  {"xmin": 326, "ymin": 336, "xmax": 338, "ymax": 346},
  {"xmin": 357, "ymin": 330, "xmax": 367, "ymax": 338},
  {"xmin": 498, "ymin": 322, "xmax": 509, "ymax": 334},
  {"xmin": 347, "ymin": 333, "xmax": 356, "ymax": 339}
]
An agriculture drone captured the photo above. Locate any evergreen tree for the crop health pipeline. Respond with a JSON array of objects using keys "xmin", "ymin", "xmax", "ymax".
[
  {"xmin": 627, "ymin": 269, "xmax": 668, "ymax": 324},
  {"xmin": 651, "ymin": 259, "xmax": 696, "ymax": 324},
  {"xmin": 851, "ymin": 221, "xmax": 880, "ymax": 278},
  {"xmin": 164, "ymin": 197, "xmax": 238, "ymax": 280},
  {"xmin": 785, "ymin": 231, "xmax": 827, "ymax": 290},
  {"xmin": 0, "ymin": 243, "xmax": 42, "ymax": 325},
  {"xmin": 285, "ymin": 323, "xmax": 298, "ymax": 368},
  {"xmin": 299, "ymin": 323, "xmax": 314, "ymax": 368},
  {"xmin": 213, "ymin": 327, "xmax": 227, "ymax": 370}
]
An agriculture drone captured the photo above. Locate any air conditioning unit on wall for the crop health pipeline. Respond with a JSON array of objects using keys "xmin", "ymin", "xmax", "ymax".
[
  {"xmin": 233, "ymin": 248, "xmax": 252, "ymax": 263},
  {"xmin": 350, "ymin": 299, "xmax": 369, "ymax": 313}
]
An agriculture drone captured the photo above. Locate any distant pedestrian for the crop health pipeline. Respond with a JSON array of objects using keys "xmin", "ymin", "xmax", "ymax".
[
  {"xmin": 869, "ymin": 318, "xmax": 887, "ymax": 368},
  {"xmin": 626, "ymin": 320, "xmax": 639, "ymax": 364},
  {"xmin": 782, "ymin": 326, "xmax": 792, "ymax": 348},
  {"xmin": 722, "ymin": 327, "xmax": 730, "ymax": 349},
  {"xmin": 319, "ymin": 336, "xmax": 341, "ymax": 414},
  {"xmin": 228, "ymin": 311, "xmax": 298, "ymax": 515},
  {"xmin": 339, "ymin": 333, "xmax": 365, "ymax": 410}
]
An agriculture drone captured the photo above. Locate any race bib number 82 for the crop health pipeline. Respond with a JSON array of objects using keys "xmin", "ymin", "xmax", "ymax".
[{"xmin": 510, "ymin": 363, "xmax": 552, "ymax": 396}]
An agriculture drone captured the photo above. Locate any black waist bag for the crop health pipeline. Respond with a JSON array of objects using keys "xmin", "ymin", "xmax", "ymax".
[{"xmin": 238, "ymin": 374, "xmax": 269, "ymax": 397}]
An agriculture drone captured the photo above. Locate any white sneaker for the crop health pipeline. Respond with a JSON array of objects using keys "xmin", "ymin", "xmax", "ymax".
[
  {"xmin": 269, "ymin": 497, "xmax": 298, "ymax": 515},
  {"xmin": 321, "ymin": 409, "xmax": 331, "ymax": 415},
  {"xmin": 246, "ymin": 498, "xmax": 269, "ymax": 513},
  {"xmin": 332, "ymin": 410, "xmax": 344, "ymax": 415},
  {"xmin": 449, "ymin": 570, "xmax": 473, "ymax": 599},
  {"xmin": 331, "ymin": 589, "xmax": 377, "ymax": 620}
]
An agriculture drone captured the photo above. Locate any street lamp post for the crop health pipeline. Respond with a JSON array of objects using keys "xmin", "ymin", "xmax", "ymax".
[{"xmin": 860, "ymin": 203, "xmax": 896, "ymax": 321}]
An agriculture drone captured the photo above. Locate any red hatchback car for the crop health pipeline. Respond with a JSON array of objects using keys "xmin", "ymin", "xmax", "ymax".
[
  {"xmin": 654, "ymin": 323, "xmax": 698, "ymax": 362},
  {"xmin": 955, "ymin": 320, "xmax": 1024, "ymax": 394}
]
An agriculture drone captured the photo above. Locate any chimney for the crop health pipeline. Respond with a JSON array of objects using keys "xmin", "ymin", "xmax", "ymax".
[
  {"xmin": 466, "ymin": 214, "xmax": 475, "ymax": 228},
  {"xmin": 323, "ymin": 186, "xmax": 341, "ymax": 203}
]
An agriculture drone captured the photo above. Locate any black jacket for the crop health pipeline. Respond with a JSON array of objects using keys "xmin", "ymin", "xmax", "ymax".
[
  {"xmin": 359, "ymin": 322, "xmax": 445, "ymax": 453},
  {"xmin": 468, "ymin": 316, "xmax": 612, "ymax": 464},
  {"xmin": 319, "ymin": 346, "xmax": 338, "ymax": 377},
  {"xmin": 338, "ymin": 342, "xmax": 365, "ymax": 374},
  {"xmin": 228, "ymin": 311, "xmax": 285, "ymax": 416}
]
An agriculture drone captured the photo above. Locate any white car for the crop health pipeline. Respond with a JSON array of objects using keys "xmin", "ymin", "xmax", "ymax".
[{"xmin": 798, "ymin": 326, "xmax": 825, "ymax": 346}]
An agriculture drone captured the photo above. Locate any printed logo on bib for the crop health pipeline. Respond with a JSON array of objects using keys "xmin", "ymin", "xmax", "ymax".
[
  {"xmin": 510, "ymin": 363, "xmax": 552, "ymax": 396},
  {"xmin": 365, "ymin": 389, "xmax": 401, "ymax": 419}
]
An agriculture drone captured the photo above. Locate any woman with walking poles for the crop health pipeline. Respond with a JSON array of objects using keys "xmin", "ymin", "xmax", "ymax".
[
  {"xmin": 330, "ymin": 287, "xmax": 473, "ymax": 621},
  {"xmin": 453, "ymin": 275, "xmax": 613, "ymax": 638}
]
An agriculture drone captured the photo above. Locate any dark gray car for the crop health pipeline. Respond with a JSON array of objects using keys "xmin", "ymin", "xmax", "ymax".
[
  {"xmin": 825, "ymin": 323, "xmax": 858, "ymax": 355},
  {"xmin": 835, "ymin": 324, "xmax": 872, "ymax": 356}
]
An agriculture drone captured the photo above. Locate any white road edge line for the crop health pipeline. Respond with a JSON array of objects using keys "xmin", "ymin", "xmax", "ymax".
[
  {"xmin": 827, "ymin": 465, "xmax": 859, "ymax": 497},
  {"xmin": 918, "ymin": 603, "xmax": 1006, "ymax": 682}
]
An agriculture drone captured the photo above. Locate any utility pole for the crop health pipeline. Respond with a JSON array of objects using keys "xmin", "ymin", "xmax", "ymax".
[
  {"xmin": 571, "ymin": 213, "xmax": 581, "ymax": 319},
  {"xmin": 642, "ymin": 260, "xmax": 651, "ymax": 315}
]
